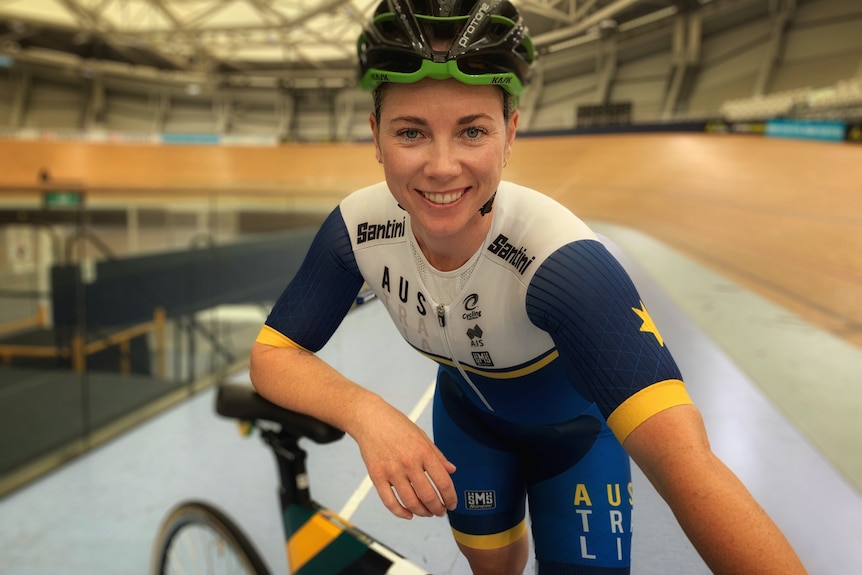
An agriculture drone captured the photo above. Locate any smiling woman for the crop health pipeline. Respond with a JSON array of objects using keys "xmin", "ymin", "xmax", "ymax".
[{"xmin": 246, "ymin": 1, "xmax": 809, "ymax": 575}]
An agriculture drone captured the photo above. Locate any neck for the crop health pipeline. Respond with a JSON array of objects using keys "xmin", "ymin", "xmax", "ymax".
[{"xmin": 413, "ymin": 219, "xmax": 491, "ymax": 272}]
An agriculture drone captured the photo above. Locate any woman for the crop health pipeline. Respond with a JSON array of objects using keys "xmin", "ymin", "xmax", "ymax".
[{"xmin": 250, "ymin": 1, "xmax": 807, "ymax": 573}]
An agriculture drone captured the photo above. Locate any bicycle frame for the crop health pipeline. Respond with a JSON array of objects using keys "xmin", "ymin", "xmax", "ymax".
[{"xmin": 216, "ymin": 383, "xmax": 430, "ymax": 575}]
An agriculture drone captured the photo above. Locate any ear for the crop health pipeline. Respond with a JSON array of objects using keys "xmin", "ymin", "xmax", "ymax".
[
  {"xmin": 369, "ymin": 111, "xmax": 383, "ymax": 164},
  {"xmin": 504, "ymin": 108, "xmax": 520, "ymax": 164}
]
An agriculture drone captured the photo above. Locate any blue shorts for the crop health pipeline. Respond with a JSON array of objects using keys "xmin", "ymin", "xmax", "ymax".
[{"xmin": 433, "ymin": 371, "xmax": 633, "ymax": 574}]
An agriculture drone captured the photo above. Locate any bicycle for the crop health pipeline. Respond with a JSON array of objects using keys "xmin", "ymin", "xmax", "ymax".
[{"xmin": 151, "ymin": 381, "xmax": 431, "ymax": 574}]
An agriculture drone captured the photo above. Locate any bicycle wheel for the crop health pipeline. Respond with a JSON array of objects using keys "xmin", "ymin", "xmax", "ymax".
[{"xmin": 151, "ymin": 500, "xmax": 271, "ymax": 575}]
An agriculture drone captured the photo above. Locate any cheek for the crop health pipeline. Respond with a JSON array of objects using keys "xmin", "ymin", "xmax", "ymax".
[
  {"xmin": 380, "ymin": 156, "xmax": 413, "ymax": 193},
  {"xmin": 380, "ymin": 149, "xmax": 418, "ymax": 179},
  {"xmin": 470, "ymin": 148, "xmax": 506, "ymax": 173}
]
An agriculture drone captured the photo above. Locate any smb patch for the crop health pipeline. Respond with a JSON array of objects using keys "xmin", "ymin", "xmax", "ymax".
[{"xmin": 465, "ymin": 490, "xmax": 496, "ymax": 510}]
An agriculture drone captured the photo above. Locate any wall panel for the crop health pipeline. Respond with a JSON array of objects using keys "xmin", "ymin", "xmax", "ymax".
[
  {"xmin": 104, "ymin": 92, "xmax": 157, "ymax": 133},
  {"xmin": 795, "ymin": 0, "xmax": 862, "ymax": 23},
  {"xmin": 770, "ymin": 53, "xmax": 861, "ymax": 93},
  {"xmin": 784, "ymin": 19, "xmax": 862, "ymax": 64},
  {"xmin": 164, "ymin": 99, "xmax": 216, "ymax": 133},
  {"xmin": 24, "ymin": 78, "xmax": 84, "ymax": 130}
]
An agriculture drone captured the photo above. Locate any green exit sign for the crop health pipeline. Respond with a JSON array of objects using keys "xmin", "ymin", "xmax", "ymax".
[{"xmin": 43, "ymin": 190, "xmax": 85, "ymax": 208}]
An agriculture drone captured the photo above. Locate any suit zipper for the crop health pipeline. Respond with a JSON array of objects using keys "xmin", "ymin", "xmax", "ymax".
[{"xmin": 437, "ymin": 304, "xmax": 493, "ymax": 411}]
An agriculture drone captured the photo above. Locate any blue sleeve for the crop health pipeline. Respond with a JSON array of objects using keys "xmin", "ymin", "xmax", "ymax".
[
  {"xmin": 525, "ymin": 239, "xmax": 682, "ymax": 418},
  {"xmin": 264, "ymin": 206, "xmax": 364, "ymax": 352}
]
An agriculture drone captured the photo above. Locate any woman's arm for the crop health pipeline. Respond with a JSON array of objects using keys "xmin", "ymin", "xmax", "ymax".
[
  {"xmin": 250, "ymin": 342, "xmax": 457, "ymax": 519},
  {"xmin": 623, "ymin": 404, "xmax": 807, "ymax": 574}
]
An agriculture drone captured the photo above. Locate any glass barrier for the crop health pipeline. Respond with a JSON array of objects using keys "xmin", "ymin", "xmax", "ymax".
[{"xmin": 0, "ymin": 186, "xmax": 333, "ymax": 497}]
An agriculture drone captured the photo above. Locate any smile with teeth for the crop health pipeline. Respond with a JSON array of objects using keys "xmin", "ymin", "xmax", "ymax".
[{"xmin": 422, "ymin": 190, "xmax": 464, "ymax": 205}]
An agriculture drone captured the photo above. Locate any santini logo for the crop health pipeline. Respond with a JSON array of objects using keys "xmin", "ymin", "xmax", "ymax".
[
  {"xmin": 487, "ymin": 234, "xmax": 535, "ymax": 274},
  {"xmin": 357, "ymin": 217, "xmax": 406, "ymax": 244}
]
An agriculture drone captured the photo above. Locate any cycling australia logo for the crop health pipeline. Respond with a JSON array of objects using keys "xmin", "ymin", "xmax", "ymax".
[
  {"xmin": 356, "ymin": 216, "xmax": 406, "ymax": 244},
  {"xmin": 465, "ymin": 490, "xmax": 496, "ymax": 510},
  {"xmin": 462, "ymin": 293, "xmax": 481, "ymax": 320}
]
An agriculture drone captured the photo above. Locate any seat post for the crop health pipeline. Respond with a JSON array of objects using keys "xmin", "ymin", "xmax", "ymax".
[{"xmin": 264, "ymin": 430, "xmax": 313, "ymax": 509}]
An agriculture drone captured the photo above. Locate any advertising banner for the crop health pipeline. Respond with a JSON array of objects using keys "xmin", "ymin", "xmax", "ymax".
[{"xmin": 765, "ymin": 119, "xmax": 846, "ymax": 142}]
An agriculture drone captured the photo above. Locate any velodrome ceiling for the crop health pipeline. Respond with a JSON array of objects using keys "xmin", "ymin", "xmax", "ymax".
[{"xmin": 0, "ymin": 0, "xmax": 773, "ymax": 89}]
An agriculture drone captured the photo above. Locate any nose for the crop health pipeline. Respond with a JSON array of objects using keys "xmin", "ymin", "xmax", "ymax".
[{"xmin": 424, "ymin": 139, "xmax": 462, "ymax": 178}]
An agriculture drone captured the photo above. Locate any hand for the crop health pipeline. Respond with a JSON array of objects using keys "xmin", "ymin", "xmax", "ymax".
[{"xmin": 351, "ymin": 398, "xmax": 457, "ymax": 519}]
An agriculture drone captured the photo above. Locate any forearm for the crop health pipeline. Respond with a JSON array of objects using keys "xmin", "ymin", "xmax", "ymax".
[
  {"xmin": 652, "ymin": 453, "xmax": 807, "ymax": 574},
  {"xmin": 625, "ymin": 405, "xmax": 806, "ymax": 574},
  {"xmin": 249, "ymin": 341, "xmax": 386, "ymax": 437},
  {"xmin": 250, "ymin": 342, "xmax": 458, "ymax": 519}
]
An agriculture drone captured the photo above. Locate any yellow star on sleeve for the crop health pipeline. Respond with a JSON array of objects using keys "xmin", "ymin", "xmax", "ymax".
[{"xmin": 631, "ymin": 301, "xmax": 664, "ymax": 347}]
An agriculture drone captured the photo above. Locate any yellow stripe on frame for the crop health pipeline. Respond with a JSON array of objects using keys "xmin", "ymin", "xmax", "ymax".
[
  {"xmin": 606, "ymin": 379, "xmax": 692, "ymax": 444},
  {"xmin": 451, "ymin": 519, "xmax": 528, "ymax": 550},
  {"xmin": 286, "ymin": 511, "xmax": 344, "ymax": 572}
]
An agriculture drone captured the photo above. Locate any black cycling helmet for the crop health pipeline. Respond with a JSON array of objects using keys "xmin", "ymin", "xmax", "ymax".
[{"xmin": 357, "ymin": 0, "xmax": 535, "ymax": 97}]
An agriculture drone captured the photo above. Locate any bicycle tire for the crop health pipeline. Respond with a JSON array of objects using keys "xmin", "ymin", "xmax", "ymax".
[{"xmin": 151, "ymin": 500, "xmax": 272, "ymax": 575}]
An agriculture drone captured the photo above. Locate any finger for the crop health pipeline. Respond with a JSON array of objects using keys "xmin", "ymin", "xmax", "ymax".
[
  {"xmin": 392, "ymin": 479, "xmax": 435, "ymax": 518},
  {"xmin": 433, "ymin": 445, "xmax": 457, "ymax": 473},
  {"xmin": 371, "ymin": 477, "xmax": 413, "ymax": 520},
  {"xmin": 409, "ymin": 473, "xmax": 448, "ymax": 517},
  {"xmin": 424, "ymin": 465, "xmax": 458, "ymax": 511}
]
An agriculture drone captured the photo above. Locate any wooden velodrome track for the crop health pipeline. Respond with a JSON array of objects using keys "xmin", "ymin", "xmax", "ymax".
[{"xmin": 1, "ymin": 133, "xmax": 860, "ymax": 350}]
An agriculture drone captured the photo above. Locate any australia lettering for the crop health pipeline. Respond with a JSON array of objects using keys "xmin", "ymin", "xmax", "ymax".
[
  {"xmin": 357, "ymin": 217, "xmax": 406, "ymax": 244},
  {"xmin": 487, "ymin": 233, "xmax": 535, "ymax": 274},
  {"xmin": 572, "ymin": 482, "xmax": 633, "ymax": 562},
  {"xmin": 380, "ymin": 266, "xmax": 432, "ymax": 351},
  {"xmin": 381, "ymin": 266, "xmax": 427, "ymax": 316}
]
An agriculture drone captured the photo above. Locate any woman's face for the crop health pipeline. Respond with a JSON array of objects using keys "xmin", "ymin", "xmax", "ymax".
[{"xmin": 370, "ymin": 78, "xmax": 518, "ymax": 247}]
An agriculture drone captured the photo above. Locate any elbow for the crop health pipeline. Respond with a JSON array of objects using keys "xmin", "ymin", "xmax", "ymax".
[
  {"xmin": 248, "ymin": 340, "xmax": 308, "ymax": 401},
  {"xmin": 248, "ymin": 341, "xmax": 273, "ymax": 395}
]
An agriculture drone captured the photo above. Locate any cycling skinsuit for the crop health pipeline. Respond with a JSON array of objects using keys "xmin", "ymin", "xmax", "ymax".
[{"xmin": 257, "ymin": 181, "xmax": 693, "ymax": 574}]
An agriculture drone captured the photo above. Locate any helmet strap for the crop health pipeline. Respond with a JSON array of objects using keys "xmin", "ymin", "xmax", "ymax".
[{"xmin": 479, "ymin": 191, "xmax": 496, "ymax": 216}]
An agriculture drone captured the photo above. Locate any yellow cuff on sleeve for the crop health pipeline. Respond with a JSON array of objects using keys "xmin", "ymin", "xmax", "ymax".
[
  {"xmin": 255, "ymin": 325, "xmax": 311, "ymax": 352},
  {"xmin": 607, "ymin": 379, "xmax": 692, "ymax": 444}
]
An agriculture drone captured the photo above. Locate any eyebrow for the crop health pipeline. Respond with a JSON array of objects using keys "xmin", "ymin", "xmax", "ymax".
[
  {"xmin": 390, "ymin": 115, "xmax": 428, "ymax": 125},
  {"xmin": 389, "ymin": 113, "xmax": 495, "ymax": 125}
]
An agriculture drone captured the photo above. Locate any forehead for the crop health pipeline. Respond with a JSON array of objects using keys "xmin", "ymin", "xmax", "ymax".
[{"xmin": 379, "ymin": 79, "xmax": 505, "ymax": 118}]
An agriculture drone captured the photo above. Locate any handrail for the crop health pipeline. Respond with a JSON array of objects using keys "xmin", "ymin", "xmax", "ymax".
[
  {"xmin": 0, "ymin": 307, "xmax": 166, "ymax": 377},
  {"xmin": 58, "ymin": 227, "xmax": 237, "ymax": 370},
  {"xmin": 0, "ymin": 305, "xmax": 47, "ymax": 338},
  {"xmin": 70, "ymin": 307, "xmax": 166, "ymax": 376}
]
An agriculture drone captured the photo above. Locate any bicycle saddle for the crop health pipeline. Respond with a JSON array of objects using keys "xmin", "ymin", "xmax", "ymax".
[{"xmin": 215, "ymin": 382, "xmax": 345, "ymax": 444}]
